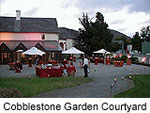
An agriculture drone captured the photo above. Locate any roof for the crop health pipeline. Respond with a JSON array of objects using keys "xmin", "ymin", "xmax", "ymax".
[
  {"xmin": 0, "ymin": 40, "xmax": 62, "ymax": 52},
  {"xmin": 59, "ymin": 27, "xmax": 78, "ymax": 39},
  {"xmin": 0, "ymin": 17, "xmax": 59, "ymax": 33}
]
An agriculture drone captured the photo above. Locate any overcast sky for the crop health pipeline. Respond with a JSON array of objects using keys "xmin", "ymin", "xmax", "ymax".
[{"xmin": 0, "ymin": 0, "xmax": 150, "ymax": 37}]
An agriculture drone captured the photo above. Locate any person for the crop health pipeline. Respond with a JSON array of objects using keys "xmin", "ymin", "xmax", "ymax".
[
  {"xmin": 28, "ymin": 57, "xmax": 32, "ymax": 67},
  {"xmin": 67, "ymin": 62, "xmax": 76, "ymax": 76},
  {"xmin": 94, "ymin": 56, "xmax": 99, "ymax": 65},
  {"xmin": 35, "ymin": 56, "xmax": 39, "ymax": 66},
  {"xmin": 83, "ymin": 55, "xmax": 89, "ymax": 77},
  {"xmin": 15, "ymin": 60, "xmax": 22, "ymax": 72}
]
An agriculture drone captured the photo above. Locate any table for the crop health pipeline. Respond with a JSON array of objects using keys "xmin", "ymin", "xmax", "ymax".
[
  {"xmin": 105, "ymin": 59, "xmax": 110, "ymax": 65},
  {"xmin": 67, "ymin": 65, "xmax": 76, "ymax": 76},
  {"xmin": 35, "ymin": 66, "xmax": 63, "ymax": 78},
  {"xmin": 67, "ymin": 66, "xmax": 76, "ymax": 73},
  {"xmin": 8, "ymin": 63, "xmax": 16, "ymax": 70},
  {"xmin": 48, "ymin": 60, "xmax": 57, "ymax": 64},
  {"xmin": 95, "ymin": 57, "xmax": 99, "ymax": 65},
  {"xmin": 114, "ymin": 61, "xmax": 124, "ymax": 67},
  {"xmin": 126, "ymin": 59, "xmax": 131, "ymax": 65}
]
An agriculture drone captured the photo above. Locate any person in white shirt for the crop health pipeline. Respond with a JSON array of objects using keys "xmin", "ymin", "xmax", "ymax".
[{"xmin": 83, "ymin": 55, "xmax": 89, "ymax": 77}]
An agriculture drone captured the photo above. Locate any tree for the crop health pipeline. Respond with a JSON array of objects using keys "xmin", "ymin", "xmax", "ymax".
[
  {"xmin": 75, "ymin": 12, "xmax": 113, "ymax": 56},
  {"xmin": 132, "ymin": 32, "xmax": 142, "ymax": 52},
  {"xmin": 75, "ymin": 13, "xmax": 93, "ymax": 55},
  {"xmin": 113, "ymin": 36, "xmax": 132, "ymax": 51},
  {"xmin": 140, "ymin": 25, "xmax": 150, "ymax": 41},
  {"xmin": 91, "ymin": 12, "xmax": 113, "ymax": 51}
]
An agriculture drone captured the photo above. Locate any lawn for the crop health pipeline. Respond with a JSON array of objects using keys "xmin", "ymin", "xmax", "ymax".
[
  {"xmin": 0, "ymin": 77, "xmax": 93, "ymax": 97},
  {"xmin": 115, "ymin": 74, "xmax": 150, "ymax": 98}
]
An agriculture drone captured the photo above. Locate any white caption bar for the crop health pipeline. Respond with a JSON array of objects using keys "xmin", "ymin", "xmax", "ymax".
[{"xmin": 0, "ymin": 98, "xmax": 150, "ymax": 113}]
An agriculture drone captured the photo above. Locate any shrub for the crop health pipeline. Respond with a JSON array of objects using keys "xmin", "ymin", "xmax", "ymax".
[
  {"xmin": 130, "ymin": 57, "xmax": 138, "ymax": 62},
  {"xmin": 0, "ymin": 88, "xmax": 23, "ymax": 98},
  {"xmin": 120, "ymin": 55, "xmax": 128, "ymax": 62}
]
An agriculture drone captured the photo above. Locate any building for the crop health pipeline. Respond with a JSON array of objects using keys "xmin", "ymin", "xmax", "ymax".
[
  {"xmin": 59, "ymin": 27, "xmax": 78, "ymax": 51},
  {"xmin": 142, "ymin": 42, "xmax": 150, "ymax": 55},
  {"xmin": 0, "ymin": 10, "xmax": 62, "ymax": 64}
]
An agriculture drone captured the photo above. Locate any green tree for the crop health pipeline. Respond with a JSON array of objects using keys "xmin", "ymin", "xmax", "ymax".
[
  {"xmin": 113, "ymin": 36, "xmax": 132, "ymax": 51},
  {"xmin": 75, "ymin": 12, "xmax": 113, "ymax": 56},
  {"xmin": 132, "ymin": 32, "xmax": 142, "ymax": 52},
  {"xmin": 140, "ymin": 25, "xmax": 150, "ymax": 41},
  {"xmin": 75, "ymin": 13, "xmax": 93, "ymax": 55}
]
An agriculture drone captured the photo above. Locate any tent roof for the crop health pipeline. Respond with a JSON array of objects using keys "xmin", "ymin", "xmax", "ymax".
[
  {"xmin": 94, "ymin": 49, "xmax": 110, "ymax": 54},
  {"xmin": 23, "ymin": 47, "xmax": 45, "ymax": 56},
  {"xmin": 62, "ymin": 47, "xmax": 84, "ymax": 54}
]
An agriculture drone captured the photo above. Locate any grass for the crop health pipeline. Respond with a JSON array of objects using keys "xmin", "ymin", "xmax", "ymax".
[
  {"xmin": 0, "ymin": 77, "xmax": 93, "ymax": 97},
  {"xmin": 115, "ymin": 74, "xmax": 150, "ymax": 98}
]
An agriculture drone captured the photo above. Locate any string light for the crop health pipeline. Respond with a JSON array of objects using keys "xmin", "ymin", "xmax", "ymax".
[
  {"xmin": 110, "ymin": 83, "xmax": 114, "ymax": 89},
  {"xmin": 114, "ymin": 78, "xmax": 117, "ymax": 83}
]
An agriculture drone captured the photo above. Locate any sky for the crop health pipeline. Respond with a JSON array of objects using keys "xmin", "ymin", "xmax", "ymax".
[{"xmin": 0, "ymin": 0, "xmax": 150, "ymax": 37}]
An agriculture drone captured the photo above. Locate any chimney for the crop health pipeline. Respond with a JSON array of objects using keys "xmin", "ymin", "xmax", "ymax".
[{"xmin": 16, "ymin": 10, "xmax": 21, "ymax": 20}]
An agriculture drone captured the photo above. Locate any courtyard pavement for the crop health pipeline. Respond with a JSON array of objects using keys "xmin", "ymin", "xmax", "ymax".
[{"xmin": 0, "ymin": 61, "xmax": 150, "ymax": 98}]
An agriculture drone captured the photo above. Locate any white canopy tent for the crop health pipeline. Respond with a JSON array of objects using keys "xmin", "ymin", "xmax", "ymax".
[
  {"xmin": 23, "ymin": 47, "xmax": 45, "ymax": 56},
  {"xmin": 17, "ymin": 50, "xmax": 24, "ymax": 53},
  {"xmin": 93, "ymin": 49, "xmax": 110, "ymax": 54},
  {"xmin": 62, "ymin": 47, "xmax": 84, "ymax": 54}
]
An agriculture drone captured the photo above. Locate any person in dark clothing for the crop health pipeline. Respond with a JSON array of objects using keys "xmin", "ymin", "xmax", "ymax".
[
  {"xmin": 83, "ymin": 55, "xmax": 89, "ymax": 77},
  {"xmin": 16, "ymin": 60, "xmax": 23, "ymax": 71},
  {"xmin": 28, "ymin": 57, "xmax": 32, "ymax": 67},
  {"xmin": 35, "ymin": 56, "xmax": 39, "ymax": 66}
]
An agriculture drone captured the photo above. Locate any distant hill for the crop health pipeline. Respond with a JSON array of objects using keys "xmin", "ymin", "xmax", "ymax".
[
  {"xmin": 59, "ymin": 27, "xmax": 129, "ymax": 40},
  {"xmin": 59, "ymin": 27, "xmax": 78, "ymax": 39},
  {"xmin": 110, "ymin": 29, "xmax": 129, "ymax": 40}
]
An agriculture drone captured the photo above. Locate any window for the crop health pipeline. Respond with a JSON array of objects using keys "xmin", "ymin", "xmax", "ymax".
[{"xmin": 42, "ymin": 34, "xmax": 45, "ymax": 40}]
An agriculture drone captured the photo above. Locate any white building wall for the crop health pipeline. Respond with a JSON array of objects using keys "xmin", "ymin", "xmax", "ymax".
[
  {"xmin": 0, "ymin": 32, "xmax": 59, "ymax": 41},
  {"xmin": 45, "ymin": 34, "xmax": 59, "ymax": 41},
  {"xmin": 66, "ymin": 39, "xmax": 73, "ymax": 49}
]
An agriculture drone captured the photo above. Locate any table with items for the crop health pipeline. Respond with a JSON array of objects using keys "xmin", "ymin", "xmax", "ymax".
[
  {"xmin": 35, "ymin": 65, "xmax": 63, "ymax": 78},
  {"xmin": 8, "ymin": 63, "xmax": 16, "ymax": 70}
]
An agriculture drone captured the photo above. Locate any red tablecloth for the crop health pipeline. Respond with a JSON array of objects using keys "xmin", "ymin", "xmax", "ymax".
[
  {"xmin": 48, "ymin": 60, "xmax": 57, "ymax": 64},
  {"xmin": 35, "ymin": 67, "xmax": 63, "ymax": 78},
  {"xmin": 114, "ymin": 61, "xmax": 124, "ymax": 67},
  {"xmin": 8, "ymin": 63, "xmax": 16, "ymax": 70},
  {"xmin": 67, "ymin": 66, "xmax": 76, "ymax": 73},
  {"xmin": 126, "ymin": 59, "xmax": 131, "ymax": 65},
  {"xmin": 95, "ymin": 57, "xmax": 99, "ymax": 65},
  {"xmin": 105, "ymin": 59, "xmax": 110, "ymax": 65}
]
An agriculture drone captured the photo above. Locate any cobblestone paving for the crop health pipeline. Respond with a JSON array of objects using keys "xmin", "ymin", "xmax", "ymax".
[{"xmin": 0, "ymin": 65, "xmax": 36, "ymax": 78}]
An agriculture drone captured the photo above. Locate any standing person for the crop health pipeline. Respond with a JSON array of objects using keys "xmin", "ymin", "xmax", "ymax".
[
  {"xmin": 83, "ymin": 55, "xmax": 89, "ymax": 77},
  {"xmin": 28, "ymin": 57, "xmax": 32, "ymax": 67},
  {"xmin": 35, "ymin": 56, "xmax": 39, "ymax": 66}
]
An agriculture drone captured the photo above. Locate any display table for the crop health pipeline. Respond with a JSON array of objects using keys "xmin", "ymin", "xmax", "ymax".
[
  {"xmin": 67, "ymin": 66, "xmax": 76, "ymax": 73},
  {"xmin": 114, "ymin": 61, "xmax": 124, "ymax": 67},
  {"xmin": 48, "ymin": 60, "xmax": 57, "ymax": 64},
  {"xmin": 105, "ymin": 59, "xmax": 110, "ymax": 65},
  {"xmin": 67, "ymin": 65, "xmax": 76, "ymax": 76},
  {"xmin": 126, "ymin": 59, "xmax": 131, "ymax": 65},
  {"xmin": 95, "ymin": 57, "xmax": 99, "ymax": 65},
  {"xmin": 35, "ymin": 66, "xmax": 63, "ymax": 78},
  {"xmin": 8, "ymin": 63, "xmax": 16, "ymax": 70}
]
